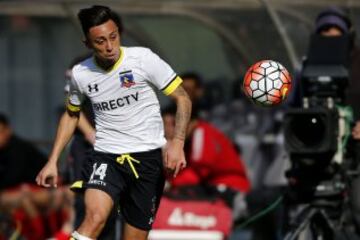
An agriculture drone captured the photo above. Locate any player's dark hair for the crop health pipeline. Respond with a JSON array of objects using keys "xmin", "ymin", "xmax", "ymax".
[
  {"xmin": 0, "ymin": 113, "xmax": 9, "ymax": 126},
  {"xmin": 161, "ymin": 104, "xmax": 177, "ymax": 116},
  {"xmin": 181, "ymin": 72, "xmax": 203, "ymax": 88},
  {"xmin": 77, "ymin": 5, "xmax": 123, "ymax": 37}
]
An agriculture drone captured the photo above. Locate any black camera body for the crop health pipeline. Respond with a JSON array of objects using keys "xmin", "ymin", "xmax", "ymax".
[{"xmin": 283, "ymin": 34, "xmax": 353, "ymax": 202}]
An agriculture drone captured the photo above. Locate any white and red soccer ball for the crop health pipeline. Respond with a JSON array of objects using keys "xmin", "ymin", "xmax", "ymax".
[{"xmin": 243, "ymin": 60, "xmax": 292, "ymax": 106}]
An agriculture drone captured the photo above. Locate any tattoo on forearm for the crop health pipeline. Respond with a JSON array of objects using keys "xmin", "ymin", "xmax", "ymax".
[{"xmin": 173, "ymin": 86, "xmax": 192, "ymax": 141}]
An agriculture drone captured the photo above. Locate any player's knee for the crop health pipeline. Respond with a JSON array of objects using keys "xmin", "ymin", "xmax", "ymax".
[{"xmin": 85, "ymin": 210, "xmax": 107, "ymax": 229}]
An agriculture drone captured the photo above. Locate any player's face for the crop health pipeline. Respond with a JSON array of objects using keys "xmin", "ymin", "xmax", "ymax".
[{"xmin": 86, "ymin": 20, "xmax": 121, "ymax": 66}]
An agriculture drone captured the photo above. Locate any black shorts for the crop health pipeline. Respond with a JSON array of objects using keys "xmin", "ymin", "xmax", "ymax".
[{"xmin": 70, "ymin": 148, "xmax": 165, "ymax": 231}]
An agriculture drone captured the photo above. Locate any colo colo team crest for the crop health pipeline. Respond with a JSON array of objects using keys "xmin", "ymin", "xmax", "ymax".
[{"xmin": 119, "ymin": 70, "xmax": 136, "ymax": 88}]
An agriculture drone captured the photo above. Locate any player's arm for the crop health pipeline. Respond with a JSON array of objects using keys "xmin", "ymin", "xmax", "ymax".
[
  {"xmin": 141, "ymin": 49, "xmax": 191, "ymax": 176},
  {"xmin": 36, "ymin": 73, "xmax": 83, "ymax": 188},
  {"xmin": 78, "ymin": 112, "xmax": 95, "ymax": 144},
  {"xmin": 36, "ymin": 110, "xmax": 79, "ymax": 188},
  {"xmin": 165, "ymin": 82, "xmax": 192, "ymax": 177},
  {"xmin": 168, "ymin": 84, "xmax": 192, "ymax": 142},
  {"xmin": 50, "ymin": 110, "xmax": 80, "ymax": 161}
]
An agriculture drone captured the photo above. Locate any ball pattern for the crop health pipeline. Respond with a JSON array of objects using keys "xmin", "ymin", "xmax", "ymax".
[{"xmin": 243, "ymin": 60, "xmax": 291, "ymax": 106}]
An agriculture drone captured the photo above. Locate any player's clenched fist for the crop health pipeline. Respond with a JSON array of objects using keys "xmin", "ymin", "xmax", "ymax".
[{"xmin": 36, "ymin": 161, "xmax": 58, "ymax": 188}]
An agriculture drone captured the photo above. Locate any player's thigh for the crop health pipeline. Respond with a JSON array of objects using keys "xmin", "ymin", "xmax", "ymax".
[
  {"xmin": 122, "ymin": 222, "xmax": 149, "ymax": 240},
  {"xmin": 84, "ymin": 188, "xmax": 114, "ymax": 220}
]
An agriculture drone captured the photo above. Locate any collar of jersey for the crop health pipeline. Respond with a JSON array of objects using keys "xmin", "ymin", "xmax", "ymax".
[{"xmin": 93, "ymin": 47, "xmax": 124, "ymax": 73}]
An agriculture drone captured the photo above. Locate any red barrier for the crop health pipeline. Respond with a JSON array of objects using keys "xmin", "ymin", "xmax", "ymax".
[{"xmin": 153, "ymin": 197, "xmax": 233, "ymax": 237}]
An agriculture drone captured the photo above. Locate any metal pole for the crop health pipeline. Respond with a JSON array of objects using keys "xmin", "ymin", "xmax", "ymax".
[{"xmin": 258, "ymin": 0, "xmax": 300, "ymax": 69}]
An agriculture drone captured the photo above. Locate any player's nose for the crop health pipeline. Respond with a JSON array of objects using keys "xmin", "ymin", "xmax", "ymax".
[{"xmin": 105, "ymin": 40, "xmax": 113, "ymax": 52}]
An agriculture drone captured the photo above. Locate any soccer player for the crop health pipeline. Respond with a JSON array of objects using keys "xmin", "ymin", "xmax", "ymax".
[{"xmin": 36, "ymin": 5, "xmax": 191, "ymax": 240}]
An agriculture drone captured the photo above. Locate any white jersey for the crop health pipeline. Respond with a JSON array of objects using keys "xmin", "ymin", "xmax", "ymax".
[{"xmin": 67, "ymin": 47, "xmax": 182, "ymax": 154}]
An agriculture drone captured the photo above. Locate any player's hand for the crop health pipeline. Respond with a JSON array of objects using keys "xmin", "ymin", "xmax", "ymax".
[
  {"xmin": 164, "ymin": 138, "xmax": 187, "ymax": 177},
  {"xmin": 35, "ymin": 160, "xmax": 58, "ymax": 188},
  {"xmin": 352, "ymin": 121, "xmax": 360, "ymax": 140}
]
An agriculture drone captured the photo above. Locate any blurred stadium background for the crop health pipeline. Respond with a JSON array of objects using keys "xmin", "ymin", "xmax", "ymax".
[{"xmin": 1, "ymin": 1, "xmax": 360, "ymax": 239}]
